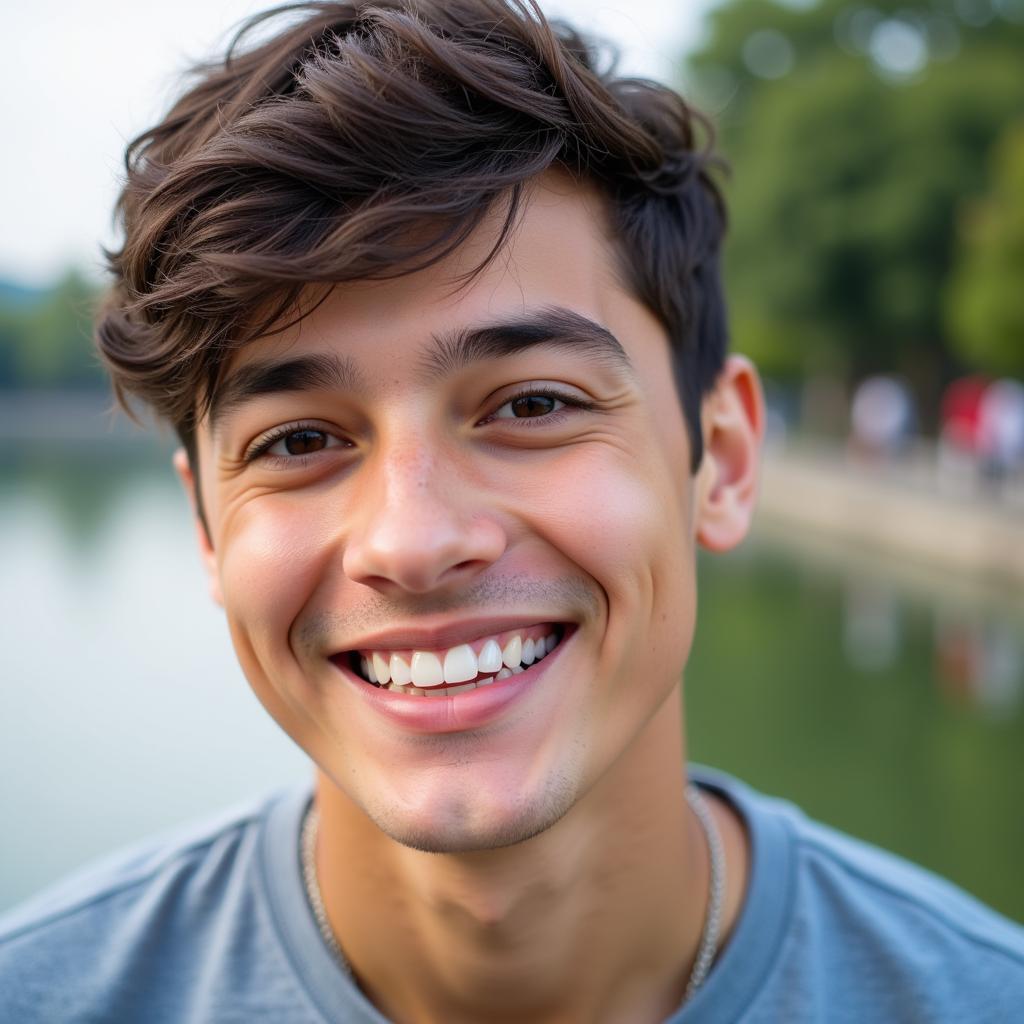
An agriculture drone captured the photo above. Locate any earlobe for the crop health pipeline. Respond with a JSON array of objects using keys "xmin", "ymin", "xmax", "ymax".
[
  {"xmin": 172, "ymin": 448, "xmax": 224, "ymax": 607},
  {"xmin": 695, "ymin": 355, "xmax": 765, "ymax": 553}
]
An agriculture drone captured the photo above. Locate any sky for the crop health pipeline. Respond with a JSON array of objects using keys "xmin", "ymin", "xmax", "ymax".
[{"xmin": 0, "ymin": 0, "xmax": 718, "ymax": 287}]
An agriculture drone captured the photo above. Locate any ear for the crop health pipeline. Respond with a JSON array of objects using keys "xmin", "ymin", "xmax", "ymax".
[
  {"xmin": 694, "ymin": 355, "xmax": 765, "ymax": 553},
  {"xmin": 172, "ymin": 447, "xmax": 223, "ymax": 607}
]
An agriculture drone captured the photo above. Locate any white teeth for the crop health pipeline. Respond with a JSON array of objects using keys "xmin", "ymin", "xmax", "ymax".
[
  {"xmin": 502, "ymin": 635, "xmax": 522, "ymax": 669},
  {"xmin": 389, "ymin": 654, "xmax": 411, "ymax": 685},
  {"xmin": 362, "ymin": 628, "xmax": 562, "ymax": 692},
  {"xmin": 446, "ymin": 681, "xmax": 477, "ymax": 695},
  {"xmin": 372, "ymin": 652, "xmax": 391, "ymax": 685},
  {"xmin": 478, "ymin": 638, "xmax": 503, "ymax": 674},
  {"xmin": 443, "ymin": 644, "xmax": 478, "ymax": 684},
  {"xmin": 477, "ymin": 675, "xmax": 495, "ymax": 687},
  {"xmin": 411, "ymin": 651, "xmax": 444, "ymax": 687},
  {"xmin": 423, "ymin": 687, "xmax": 447, "ymax": 698}
]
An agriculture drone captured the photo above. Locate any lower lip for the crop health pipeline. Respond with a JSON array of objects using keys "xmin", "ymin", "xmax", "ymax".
[{"xmin": 332, "ymin": 633, "xmax": 571, "ymax": 734}]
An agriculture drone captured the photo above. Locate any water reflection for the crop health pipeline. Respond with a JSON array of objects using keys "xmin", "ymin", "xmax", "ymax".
[
  {"xmin": 1, "ymin": 447, "xmax": 168, "ymax": 565},
  {"xmin": 840, "ymin": 576, "xmax": 1024, "ymax": 722},
  {"xmin": 934, "ymin": 613, "xmax": 1023, "ymax": 720},
  {"xmin": 688, "ymin": 524, "xmax": 1024, "ymax": 924},
  {"xmin": 843, "ymin": 582, "xmax": 903, "ymax": 674}
]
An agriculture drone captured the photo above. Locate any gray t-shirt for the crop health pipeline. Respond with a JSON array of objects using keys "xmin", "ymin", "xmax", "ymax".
[{"xmin": 2, "ymin": 766, "xmax": 1022, "ymax": 1022}]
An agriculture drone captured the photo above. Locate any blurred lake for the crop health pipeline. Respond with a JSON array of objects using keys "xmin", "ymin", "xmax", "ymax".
[{"xmin": 1, "ymin": 428, "xmax": 1022, "ymax": 923}]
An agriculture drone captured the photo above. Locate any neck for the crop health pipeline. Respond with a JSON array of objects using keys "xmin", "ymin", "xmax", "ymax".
[{"xmin": 313, "ymin": 691, "xmax": 741, "ymax": 1024}]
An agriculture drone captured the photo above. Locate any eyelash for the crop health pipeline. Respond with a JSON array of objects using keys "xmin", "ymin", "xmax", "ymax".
[
  {"xmin": 244, "ymin": 421, "xmax": 349, "ymax": 467},
  {"xmin": 479, "ymin": 387, "xmax": 596, "ymax": 426},
  {"xmin": 244, "ymin": 388, "xmax": 594, "ymax": 466}
]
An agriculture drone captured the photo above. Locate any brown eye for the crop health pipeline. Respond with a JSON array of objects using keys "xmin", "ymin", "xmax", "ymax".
[
  {"xmin": 258, "ymin": 427, "xmax": 346, "ymax": 461},
  {"xmin": 493, "ymin": 393, "xmax": 566, "ymax": 420},
  {"xmin": 512, "ymin": 395, "xmax": 555, "ymax": 417},
  {"xmin": 283, "ymin": 429, "xmax": 328, "ymax": 454}
]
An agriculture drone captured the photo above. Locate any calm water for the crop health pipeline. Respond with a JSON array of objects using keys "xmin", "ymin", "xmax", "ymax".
[{"xmin": 2, "ymin": 441, "xmax": 1022, "ymax": 922}]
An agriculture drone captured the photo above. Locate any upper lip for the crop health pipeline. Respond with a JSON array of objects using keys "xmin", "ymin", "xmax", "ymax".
[{"xmin": 331, "ymin": 615, "xmax": 569, "ymax": 655}]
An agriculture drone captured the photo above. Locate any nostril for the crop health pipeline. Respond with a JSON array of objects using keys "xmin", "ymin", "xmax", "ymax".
[{"xmin": 449, "ymin": 559, "xmax": 490, "ymax": 576}]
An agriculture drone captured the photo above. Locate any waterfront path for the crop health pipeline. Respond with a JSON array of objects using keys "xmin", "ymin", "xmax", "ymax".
[{"xmin": 759, "ymin": 441, "xmax": 1024, "ymax": 586}]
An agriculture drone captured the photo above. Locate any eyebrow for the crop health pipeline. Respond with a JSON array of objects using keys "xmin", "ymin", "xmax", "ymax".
[
  {"xmin": 418, "ymin": 306, "xmax": 634, "ymax": 382},
  {"xmin": 208, "ymin": 351, "xmax": 361, "ymax": 436},
  {"xmin": 208, "ymin": 306, "xmax": 633, "ymax": 434}
]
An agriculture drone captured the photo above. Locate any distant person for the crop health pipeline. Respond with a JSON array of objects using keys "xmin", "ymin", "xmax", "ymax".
[
  {"xmin": 1, "ymin": 2, "xmax": 1022, "ymax": 1021},
  {"xmin": 937, "ymin": 374, "xmax": 989, "ymax": 495},
  {"xmin": 940, "ymin": 375, "xmax": 989, "ymax": 455},
  {"xmin": 849, "ymin": 373, "xmax": 915, "ymax": 462},
  {"xmin": 979, "ymin": 378, "xmax": 1024, "ymax": 484}
]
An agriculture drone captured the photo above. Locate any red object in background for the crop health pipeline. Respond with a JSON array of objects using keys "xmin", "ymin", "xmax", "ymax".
[
  {"xmin": 940, "ymin": 376, "xmax": 990, "ymax": 453},
  {"xmin": 934, "ymin": 617, "xmax": 978, "ymax": 707}
]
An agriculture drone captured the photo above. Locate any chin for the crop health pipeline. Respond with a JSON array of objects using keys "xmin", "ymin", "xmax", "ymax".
[{"xmin": 366, "ymin": 770, "xmax": 580, "ymax": 854}]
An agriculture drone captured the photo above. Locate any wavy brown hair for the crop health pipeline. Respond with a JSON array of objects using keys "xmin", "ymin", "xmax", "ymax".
[{"xmin": 97, "ymin": 0, "xmax": 728, "ymax": 474}]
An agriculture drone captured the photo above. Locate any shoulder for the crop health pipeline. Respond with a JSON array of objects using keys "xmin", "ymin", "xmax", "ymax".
[
  {"xmin": 786, "ymin": 804, "xmax": 1024, "ymax": 1019},
  {"xmin": 788, "ymin": 801, "xmax": 1024, "ymax": 963},
  {"xmin": 0, "ymin": 793, "xmax": 270, "ymax": 942},
  {"xmin": 0, "ymin": 786, "xmax": 318, "ymax": 1023},
  {"xmin": 690, "ymin": 768, "xmax": 1024, "ymax": 1023}
]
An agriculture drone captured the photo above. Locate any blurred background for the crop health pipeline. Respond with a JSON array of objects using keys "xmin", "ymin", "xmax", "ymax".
[{"xmin": 1, "ymin": 0, "xmax": 1022, "ymax": 923}]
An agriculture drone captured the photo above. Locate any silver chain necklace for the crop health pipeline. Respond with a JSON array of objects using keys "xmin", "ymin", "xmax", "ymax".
[
  {"xmin": 300, "ymin": 804, "xmax": 350, "ymax": 974},
  {"xmin": 683, "ymin": 783, "xmax": 726, "ymax": 1000},
  {"xmin": 299, "ymin": 783, "xmax": 725, "ymax": 1001}
]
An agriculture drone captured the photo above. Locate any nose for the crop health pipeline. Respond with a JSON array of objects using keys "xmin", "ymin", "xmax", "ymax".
[{"xmin": 342, "ymin": 438, "xmax": 507, "ymax": 595}]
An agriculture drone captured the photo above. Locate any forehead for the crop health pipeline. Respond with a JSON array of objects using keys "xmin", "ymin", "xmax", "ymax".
[
  {"xmin": 278, "ymin": 177, "xmax": 613, "ymax": 337},
  {"xmin": 204, "ymin": 174, "xmax": 672, "ymax": 421}
]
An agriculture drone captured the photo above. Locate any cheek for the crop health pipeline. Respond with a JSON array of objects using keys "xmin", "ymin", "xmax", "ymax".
[
  {"xmin": 218, "ymin": 495, "xmax": 332, "ymax": 662},
  {"xmin": 517, "ymin": 443, "xmax": 696, "ymax": 669},
  {"xmin": 539, "ymin": 440, "xmax": 690, "ymax": 577}
]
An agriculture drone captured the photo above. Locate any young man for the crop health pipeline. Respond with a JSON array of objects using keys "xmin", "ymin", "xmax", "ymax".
[{"xmin": 2, "ymin": 1, "xmax": 1022, "ymax": 1021}]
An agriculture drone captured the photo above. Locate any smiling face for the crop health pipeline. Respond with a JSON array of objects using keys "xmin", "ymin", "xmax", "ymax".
[{"xmin": 179, "ymin": 175, "xmax": 758, "ymax": 853}]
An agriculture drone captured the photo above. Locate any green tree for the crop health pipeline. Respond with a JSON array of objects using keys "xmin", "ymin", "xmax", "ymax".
[
  {"xmin": 945, "ymin": 123, "xmax": 1024, "ymax": 377},
  {"xmin": 684, "ymin": 0, "xmax": 1024, "ymax": 395},
  {"xmin": 0, "ymin": 270, "xmax": 104, "ymax": 389}
]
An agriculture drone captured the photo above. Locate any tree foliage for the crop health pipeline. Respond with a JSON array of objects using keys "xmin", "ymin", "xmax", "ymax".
[
  {"xmin": 946, "ymin": 122, "xmax": 1024, "ymax": 376},
  {"xmin": 0, "ymin": 271, "xmax": 103, "ymax": 390},
  {"xmin": 684, "ymin": 0, "xmax": 1024, "ymax": 388}
]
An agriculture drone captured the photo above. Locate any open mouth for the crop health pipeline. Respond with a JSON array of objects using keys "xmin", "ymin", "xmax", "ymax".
[{"xmin": 339, "ymin": 623, "xmax": 568, "ymax": 697}]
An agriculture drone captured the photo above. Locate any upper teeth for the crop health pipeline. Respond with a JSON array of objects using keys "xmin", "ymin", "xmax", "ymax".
[{"xmin": 357, "ymin": 630, "xmax": 561, "ymax": 688}]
